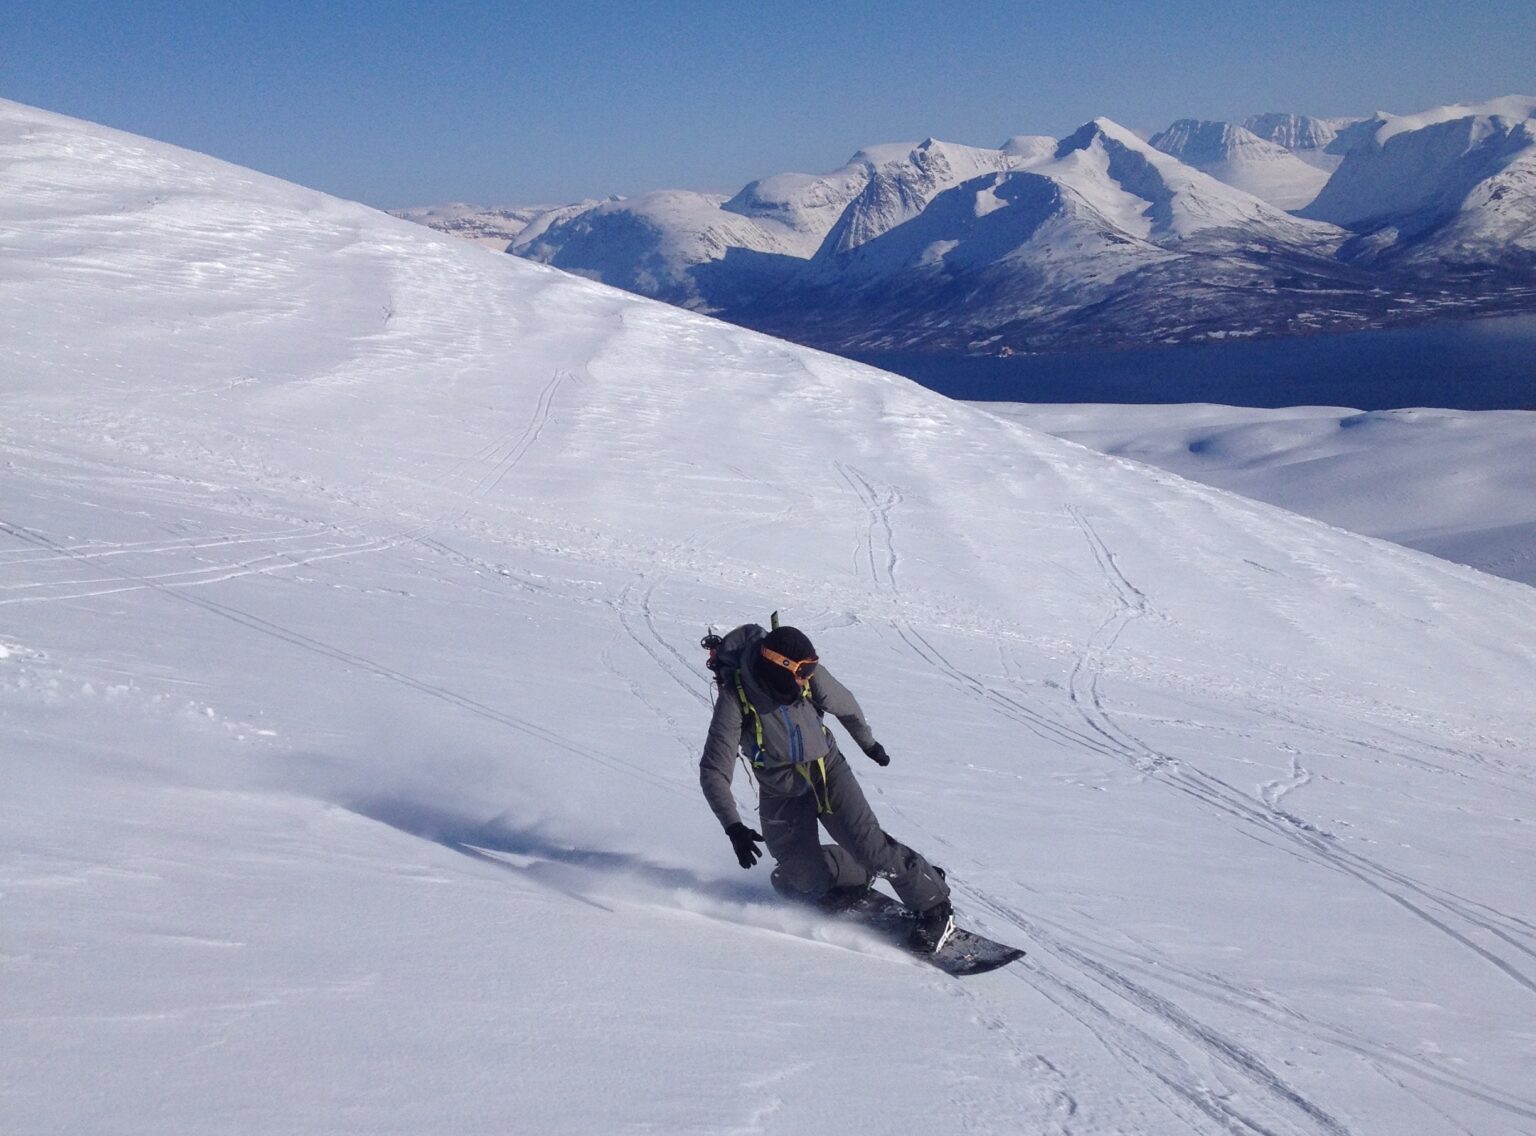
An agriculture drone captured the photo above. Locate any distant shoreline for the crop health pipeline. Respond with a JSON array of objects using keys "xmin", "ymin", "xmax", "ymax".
[{"xmin": 852, "ymin": 313, "xmax": 1536, "ymax": 411}]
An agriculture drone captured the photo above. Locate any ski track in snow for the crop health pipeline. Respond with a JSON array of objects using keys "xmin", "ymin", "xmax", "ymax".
[
  {"xmin": 0, "ymin": 523, "xmax": 406, "ymax": 606},
  {"xmin": 0, "ymin": 513, "xmax": 692, "ymax": 803},
  {"xmin": 828, "ymin": 472, "xmax": 1352, "ymax": 1134},
  {"xmin": 10, "ymin": 397, "xmax": 1531, "ymax": 1134},
  {"xmin": 466, "ymin": 368, "xmax": 571, "ymax": 500},
  {"xmin": 1053, "ymin": 511, "xmax": 1536, "ymax": 1124},
  {"xmin": 822, "ymin": 466, "xmax": 1536, "ymax": 1133}
]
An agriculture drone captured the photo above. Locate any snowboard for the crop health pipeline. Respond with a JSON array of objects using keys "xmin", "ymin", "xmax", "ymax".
[{"xmin": 833, "ymin": 891, "xmax": 1025, "ymax": 977}]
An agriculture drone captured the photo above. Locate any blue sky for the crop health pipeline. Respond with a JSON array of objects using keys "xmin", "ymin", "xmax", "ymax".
[{"xmin": 3, "ymin": 0, "xmax": 1533, "ymax": 208}]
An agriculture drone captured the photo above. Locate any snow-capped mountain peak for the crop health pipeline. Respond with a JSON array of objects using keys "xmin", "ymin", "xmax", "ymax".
[
  {"xmin": 1048, "ymin": 116, "xmax": 1324, "ymax": 240},
  {"xmin": 1239, "ymin": 112, "xmax": 1371, "ymax": 174},
  {"xmin": 1149, "ymin": 119, "xmax": 1331, "ymax": 209},
  {"xmin": 1243, "ymin": 112, "xmax": 1344, "ymax": 153},
  {"xmin": 1301, "ymin": 94, "xmax": 1536, "ymax": 260},
  {"xmin": 814, "ymin": 137, "xmax": 1022, "ymax": 255}
]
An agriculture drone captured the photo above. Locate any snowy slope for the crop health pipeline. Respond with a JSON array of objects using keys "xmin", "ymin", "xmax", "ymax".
[
  {"xmin": 1301, "ymin": 95, "xmax": 1536, "ymax": 264},
  {"xmin": 5, "ymin": 99, "xmax": 1536, "ymax": 1136},
  {"xmin": 985, "ymin": 402, "xmax": 1536, "ymax": 587},
  {"xmin": 1150, "ymin": 119, "xmax": 1331, "ymax": 209}
]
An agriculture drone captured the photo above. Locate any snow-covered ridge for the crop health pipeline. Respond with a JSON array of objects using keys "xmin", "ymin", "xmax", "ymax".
[
  {"xmin": 6, "ymin": 96, "xmax": 1536, "ymax": 1135},
  {"xmin": 1300, "ymin": 95, "xmax": 1536, "ymax": 262},
  {"xmin": 1241, "ymin": 112, "xmax": 1358, "ymax": 164},
  {"xmin": 1374, "ymin": 93, "xmax": 1536, "ymax": 145},
  {"xmin": 399, "ymin": 94, "xmax": 1536, "ymax": 354},
  {"xmin": 1149, "ymin": 119, "xmax": 1332, "ymax": 209}
]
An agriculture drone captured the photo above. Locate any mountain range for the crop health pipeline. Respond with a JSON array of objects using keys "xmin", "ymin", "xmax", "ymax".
[{"xmin": 397, "ymin": 95, "xmax": 1536, "ymax": 355}]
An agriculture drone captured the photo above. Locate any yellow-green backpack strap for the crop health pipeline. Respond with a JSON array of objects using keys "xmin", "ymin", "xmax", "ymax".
[{"xmin": 735, "ymin": 671, "xmax": 764, "ymax": 762}]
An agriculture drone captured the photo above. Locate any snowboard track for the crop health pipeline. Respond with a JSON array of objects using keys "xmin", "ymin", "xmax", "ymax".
[
  {"xmin": 0, "ymin": 514, "xmax": 692, "ymax": 803},
  {"xmin": 825, "ymin": 478, "xmax": 1536, "ymax": 1131},
  {"xmin": 831, "ymin": 473, "xmax": 1353, "ymax": 1135}
]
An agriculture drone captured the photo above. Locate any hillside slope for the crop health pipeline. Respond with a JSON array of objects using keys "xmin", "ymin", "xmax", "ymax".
[
  {"xmin": 4, "ymin": 99, "xmax": 1536, "ymax": 1135},
  {"xmin": 987, "ymin": 402, "xmax": 1536, "ymax": 586}
]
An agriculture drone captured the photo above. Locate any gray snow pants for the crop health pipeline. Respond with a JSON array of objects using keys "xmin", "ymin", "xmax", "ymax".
[{"xmin": 759, "ymin": 749, "xmax": 950, "ymax": 914}]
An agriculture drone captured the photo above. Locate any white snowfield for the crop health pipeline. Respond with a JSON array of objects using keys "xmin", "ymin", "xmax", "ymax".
[
  {"xmin": 4, "ymin": 99, "xmax": 1536, "ymax": 1136},
  {"xmin": 990, "ymin": 402, "xmax": 1536, "ymax": 588}
]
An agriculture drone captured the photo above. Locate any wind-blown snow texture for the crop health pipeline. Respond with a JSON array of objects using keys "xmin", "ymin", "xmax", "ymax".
[
  {"xmin": 987, "ymin": 402, "xmax": 1536, "ymax": 587},
  {"xmin": 5, "ymin": 99, "xmax": 1536, "ymax": 1136}
]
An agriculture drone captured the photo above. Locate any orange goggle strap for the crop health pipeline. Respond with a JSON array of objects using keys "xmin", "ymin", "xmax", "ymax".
[{"xmin": 761, "ymin": 645, "xmax": 819, "ymax": 682}]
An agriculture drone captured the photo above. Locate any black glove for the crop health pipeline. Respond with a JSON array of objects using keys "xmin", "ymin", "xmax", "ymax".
[
  {"xmin": 726, "ymin": 823, "xmax": 764, "ymax": 869},
  {"xmin": 867, "ymin": 743, "xmax": 890, "ymax": 767}
]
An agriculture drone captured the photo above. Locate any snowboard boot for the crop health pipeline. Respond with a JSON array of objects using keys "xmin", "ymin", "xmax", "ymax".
[
  {"xmin": 815, "ymin": 880, "xmax": 876, "ymax": 913},
  {"xmin": 769, "ymin": 866, "xmax": 806, "ymax": 902},
  {"xmin": 771, "ymin": 866, "xmax": 870, "ymax": 909},
  {"xmin": 909, "ymin": 900, "xmax": 956, "ymax": 955}
]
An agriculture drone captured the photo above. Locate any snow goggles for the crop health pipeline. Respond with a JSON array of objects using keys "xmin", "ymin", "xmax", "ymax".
[{"xmin": 761, "ymin": 646, "xmax": 819, "ymax": 684}]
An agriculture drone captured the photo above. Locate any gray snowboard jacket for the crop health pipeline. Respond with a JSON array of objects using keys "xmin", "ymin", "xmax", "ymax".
[{"xmin": 699, "ymin": 654, "xmax": 880, "ymax": 830}]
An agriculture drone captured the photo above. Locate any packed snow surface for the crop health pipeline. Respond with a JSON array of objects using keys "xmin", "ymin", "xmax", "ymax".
[{"xmin": 4, "ymin": 100, "xmax": 1536, "ymax": 1136}]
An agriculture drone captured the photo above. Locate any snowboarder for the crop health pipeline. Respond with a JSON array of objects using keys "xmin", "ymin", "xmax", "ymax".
[{"xmin": 700, "ymin": 624, "xmax": 955, "ymax": 953}]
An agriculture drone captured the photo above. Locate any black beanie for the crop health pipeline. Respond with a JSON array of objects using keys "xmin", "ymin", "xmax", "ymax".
[
  {"xmin": 753, "ymin": 626, "xmax": 817, "ymax": 703},
  {"xmin": 762, "ymin": 626, "xmax": 815, "ymax": 660}
]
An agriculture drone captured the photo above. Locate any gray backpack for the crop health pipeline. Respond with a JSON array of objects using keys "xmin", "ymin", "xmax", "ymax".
[{"xmin": 701, "ymin": 622, "xmax": 766, "ymax": 692}]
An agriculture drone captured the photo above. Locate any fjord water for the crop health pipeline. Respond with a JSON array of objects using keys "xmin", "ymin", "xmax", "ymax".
[{"xmin": 859, "ymin": 313, "xmax": 1536, "ymax": 409}]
